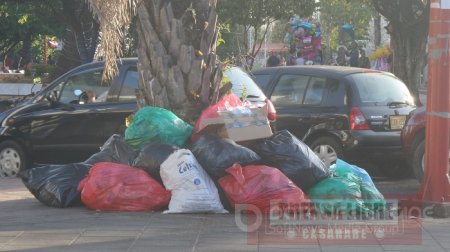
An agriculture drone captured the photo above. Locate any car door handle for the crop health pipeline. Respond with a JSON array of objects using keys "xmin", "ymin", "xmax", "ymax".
[{"xmin": 298, "ymin": 116, "xmax": 312, "ymax": 122}]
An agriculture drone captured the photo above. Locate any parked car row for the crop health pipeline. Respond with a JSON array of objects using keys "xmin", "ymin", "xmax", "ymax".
[{"xmin": 0, "ymin": 59, "xmax": 444, "ymax": 181}]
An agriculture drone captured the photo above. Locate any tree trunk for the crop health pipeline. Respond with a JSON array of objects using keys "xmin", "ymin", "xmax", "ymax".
[
  {"xmin": 374, "ymin": 13, "xmax": 381, "ymax": 48},
  {"xmin": 372, "ymin": 0, "xmax": 429, "ymax": 106},
  {"xmin": 54, "ymin": 0, "xmax": 99, "ymax": 78},
  {"xmin": 135, "ymin": 0, "xmax": 224, "ymax": 123},
  {"xmin": 390, "ymin": 22, "xmax": 428, "ymax": 105},
  {"xmin": 18, "ymin": 34, "xmax": 32, "ymax": 68}
]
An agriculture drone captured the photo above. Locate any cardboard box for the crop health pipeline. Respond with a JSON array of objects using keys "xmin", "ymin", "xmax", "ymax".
[{"xmin": 199, "ymin": 107, "xmax": 273, "ymax": 142}]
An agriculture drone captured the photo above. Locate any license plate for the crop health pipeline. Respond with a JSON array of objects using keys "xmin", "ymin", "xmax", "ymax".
[{"xmin": 389, "ymin": 115, "xmax": 406, "ymax": 130}]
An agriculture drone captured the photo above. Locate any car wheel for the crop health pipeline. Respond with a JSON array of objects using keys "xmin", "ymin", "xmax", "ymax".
[
  {"xmin": 0, "ymin": 140, "xmax": 28, "ymax": 177},
  {"xmin": 412, "ymin": 140, "xmax": 450, "ymax": 182},
  {"xmin": 412, "ymin": 140, "xmax": 425, "ymax": 181},
  {"xmin": 310, "ymin": 136, "xmax": 344, "ymax": 168}
]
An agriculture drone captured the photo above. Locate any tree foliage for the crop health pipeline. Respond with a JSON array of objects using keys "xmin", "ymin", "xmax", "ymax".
[
  {"xmin": 371, "ymin": 0, "xmax": 430, "ymax": 104},
  {"xmin": 0, "ymin": 1, "xmax": 64, "ymax": 64},
  {"xmin": 217, "ymin": 0, "xmax": 316, "ymax": 69},
  {"xmin": 319, "ymin": 0, "xmax": 375, "ymax": 51}
]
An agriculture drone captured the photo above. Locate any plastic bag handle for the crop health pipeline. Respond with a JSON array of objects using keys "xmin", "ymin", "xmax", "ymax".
[{"xmin": 225, "ymin": 163, "xmax": 246, "ymax": 185}]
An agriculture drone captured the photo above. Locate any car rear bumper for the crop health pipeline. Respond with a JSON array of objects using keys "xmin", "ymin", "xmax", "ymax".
[{"xmin": 344, "ymin": 130, "xmax": 404, "ymax": 162}]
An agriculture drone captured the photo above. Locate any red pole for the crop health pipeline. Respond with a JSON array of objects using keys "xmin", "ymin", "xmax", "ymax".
[{"xmin": 418, "ymin": 0, "xmax": 450, "ymax": 202}]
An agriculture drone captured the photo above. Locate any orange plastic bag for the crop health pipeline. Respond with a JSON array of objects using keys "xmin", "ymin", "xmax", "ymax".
[
  {"xmin": 78, "ymin": 162, "xmax": 171, "ymax": 212},
  {"xmin": 218, "ymin": 164, "xmax": 307, "ymax": 211}
]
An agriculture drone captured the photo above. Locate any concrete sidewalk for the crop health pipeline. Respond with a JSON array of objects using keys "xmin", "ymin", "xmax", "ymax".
[{"xmin": 1, "ymin": 177, "xmax": 450, "ymax": 252}]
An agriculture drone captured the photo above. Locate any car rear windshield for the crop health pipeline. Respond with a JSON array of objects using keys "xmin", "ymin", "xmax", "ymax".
[
  {"xmin": 225, "ymin": 67, "xmax": 266, "ymax": 101},
  {"xmin": 350, "ymin": 73, "xmax": 414, "ymax": 106},
  {"xmin": 251, "ymin": 74, "xmax": 272, "ymax": 90}
]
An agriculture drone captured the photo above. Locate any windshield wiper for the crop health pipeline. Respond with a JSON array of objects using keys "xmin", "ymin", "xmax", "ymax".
[{"xmin": 246, "ymin": 95, "xmax": 260, "ymax": 98}]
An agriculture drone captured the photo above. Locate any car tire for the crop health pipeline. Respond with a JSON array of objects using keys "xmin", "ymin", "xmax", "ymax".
[
  {"xmin": 412, "ymin": 140, "xmax": 425, "ymax": 182},
  {"xmin": 310, "ymin": 136, "xmax": 344, "ymax": 168},
  {"xmin": 0, "ymin": 140, "xmax": 28, "ymax": 177}
]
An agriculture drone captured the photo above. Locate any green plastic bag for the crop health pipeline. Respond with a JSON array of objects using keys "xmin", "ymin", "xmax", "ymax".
[
  {"xmin": 330, "ymin": 159, "xmax": 386, "ymax": 211},
  {"xmin": 307, "ymin": 173, "xmax": 371, "ymax": 214},
  {"xmin": 125, "ymin": 107, "xmax": 193, "ymax": 150}
]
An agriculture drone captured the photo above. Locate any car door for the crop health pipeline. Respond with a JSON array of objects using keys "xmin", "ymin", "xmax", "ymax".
[
  {"xmin": 268, "ymin": 73, "xmax": 335, "ymax": 140},
  {"xmin": 91, "ymin": 64, "xmax": 139, "ymax": 142},
  {"xmin": 28, "ymin": 67, "xmax": 117, "ymax": 163}
]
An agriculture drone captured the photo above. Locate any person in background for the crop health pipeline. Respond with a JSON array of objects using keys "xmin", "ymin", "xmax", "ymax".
[
  {"xmin": 266, "ymin": 51, "xmax": 281, "ymax": 67},
  {"xmin": 280, "ymin": 56, "xmax": 286, "ymax": 66},
  {"xmin": 358, "ymin": 49, "xmax": 371, "ymax": 69},
  {"xmin": 295, "ymin": 51, "xmax": 305, "ymax": 65},
  {"xmin": 336, "ymin": 45, "xmax": 347, "ymax": 66},
  {"xmin": 347, "ymin": 41, "xmax": 359, "ymax": 67}
]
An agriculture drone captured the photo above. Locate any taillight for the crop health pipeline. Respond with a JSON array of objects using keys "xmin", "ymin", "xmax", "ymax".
[
  {"xmin": 350, "ymin": 107, "xmax": 369, "ymax": 130},
  {"xmin": 265, "ymin": 99, "xmax": 277, "ymax": 122}
]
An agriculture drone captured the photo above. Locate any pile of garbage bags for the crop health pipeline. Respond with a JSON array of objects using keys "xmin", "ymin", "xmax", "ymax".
[{"xmin": 19, "ymin": 99, "xmax": 385, "ymax": 216}]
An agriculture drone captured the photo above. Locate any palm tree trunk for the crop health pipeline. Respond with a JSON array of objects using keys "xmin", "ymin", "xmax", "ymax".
[{"xmin": 135, "ymin": 0, "xmax": 224, "ymax": 123}]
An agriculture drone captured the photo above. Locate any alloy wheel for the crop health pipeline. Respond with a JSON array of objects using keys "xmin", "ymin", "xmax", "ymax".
[
  {"xmin": 0, "ymin": 147, "xmax": 21, "ymax": 177},
  {"xmin": 313, "ymin": 144, "xmax": 338, "ymax": 168}
]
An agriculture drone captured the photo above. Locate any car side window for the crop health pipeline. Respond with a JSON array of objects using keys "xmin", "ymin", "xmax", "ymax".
[
  {"xmin": 118, "ymin": 68, "xmax": 139, "ymax": 101},
  {"xmin": 57, "ymin": 69, "xmax": 110, "ymax": 104},
  {"xmin": 271, "ymin": 74, "xmax": 310, "ymax": 106},
  {"xmin": 304, "ymin": 77, "xmax": 326, "ymax": 105}
]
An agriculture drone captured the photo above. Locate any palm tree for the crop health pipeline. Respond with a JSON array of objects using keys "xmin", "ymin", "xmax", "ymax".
[
  {"xmin": 87, "ymin": 0, "xmax": 225, "ymax": 122},
  {"xmin": 55, "ymin": 0, "xmax": 99, "ymax": 78}
]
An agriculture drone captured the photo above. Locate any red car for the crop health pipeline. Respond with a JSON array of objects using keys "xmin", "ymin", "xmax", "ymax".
[{"xmin": 401, "ymin": 106, "xmax": 450, "ymax": 181}]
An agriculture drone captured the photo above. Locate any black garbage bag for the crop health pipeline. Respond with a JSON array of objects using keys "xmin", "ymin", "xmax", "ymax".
[
  {"xmin": 19, "ymin": 163, "xmax": 91, "ymax": 208},
  {"xmin": 250, "ymin": 130, "xmax": 329, "ymax": 191},
  {"xmin": 190, "ymin": 135, "xmax": 261, "ymax": 180},
  {"xmin": 132, "ymin": 143, "xmax": 179, "ymax": 183},
  {"xmin": 85, "ymin": 134, "xmax": 137, "ymax": 165}
]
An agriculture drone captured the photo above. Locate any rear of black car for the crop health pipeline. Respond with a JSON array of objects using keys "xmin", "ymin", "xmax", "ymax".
[
  {"xmin": 251, "ymin": 66, "xmax": 416, "ymax": 173},
  {"xmin": 344, "ymin": 72, "xmax": 416, "ymax": 163}
]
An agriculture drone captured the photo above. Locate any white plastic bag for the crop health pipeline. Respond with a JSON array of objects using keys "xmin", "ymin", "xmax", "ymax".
[{"xmin": 160, "ymin": 149, "xmax": 227, "ymax": 213}]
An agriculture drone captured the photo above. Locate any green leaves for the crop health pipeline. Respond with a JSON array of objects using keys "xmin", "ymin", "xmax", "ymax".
[{"xmin": 17, "ymin": 14, "xmax": 28, "ymax": 24}]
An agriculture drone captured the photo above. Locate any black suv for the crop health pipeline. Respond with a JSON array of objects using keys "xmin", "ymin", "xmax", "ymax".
[
  {"xmin": 0, "ymin": 59, "xmax": 271, "ymax": 176},
  {"xmin": 252, "ymin": 65, "xmax": 416, "ymax": 172}
]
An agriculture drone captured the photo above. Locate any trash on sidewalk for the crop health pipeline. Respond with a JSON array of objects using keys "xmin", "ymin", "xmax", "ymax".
[
  {"xmin": 133, "ymin": 143, "xmax": 179, "ymax": 183},
  {"xmin": 330, "ymin": 159, "xmax": 386, "ymax": 211},
  {"xmin": 77, "ymin": 162, "xmax": 171, "ymax": 212},
  {"xmin": 192, "ymin": 94, "xmax": 272, "ymax": 142},
  {"xmin": 307, "ymin": 173, "xmax": 370, "ymax": 214},
  {"xmin": 18, "ymin": 99, "xmax": 388, "ymax": 217},
  {"xmin": 125, "ymin": 106, "xmax": 193, "ymax": 150},
  {"xmin": 219, "ymin": 164, "xmax": 307, "ymax": 211},
  {"xmin": 190, "ymin": 135, "xmax": 260, "ymax": 180},
  {"xmin": 250, "ymin": 130, "xmax": 330, "ymax": 191},
  {"xmin": 160, "ymin": 149, "xmax": 227, "ymax": 213},
  {"xmin": 193, "ymin": 93, "xmax": 243, "ymax": 134},
  {"xmin": 19, "ymin": 163, "xmax": 92, "ymax": 208},
  {"xmin": 85, "ymin": 134, "xmax": 137, "ymax": 166}
]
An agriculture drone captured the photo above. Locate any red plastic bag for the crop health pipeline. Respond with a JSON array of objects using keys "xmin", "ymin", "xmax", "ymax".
[
  {"xmin": 78, "ymin": 162, "xmax": 171, "ymax": 212},
  {"xmin": 218, "ymin": 164, "xmax": 307, "ymax": 211},
  {"xmin": 193, "ymin": 93, "xmax": 243, "ymax": 135}
]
